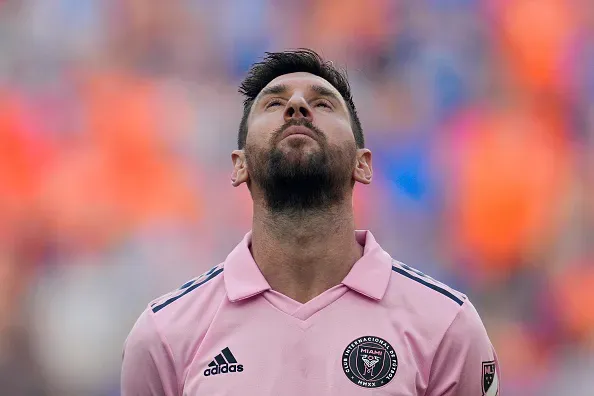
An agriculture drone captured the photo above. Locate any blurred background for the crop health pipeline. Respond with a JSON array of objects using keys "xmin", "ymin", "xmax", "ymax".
[{"xmin": 0, "ymin": 0, "xmax": 592, "ymax": 395}]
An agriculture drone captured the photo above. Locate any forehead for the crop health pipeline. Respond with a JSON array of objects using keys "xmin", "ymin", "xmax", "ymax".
[{"xmin": 259, "ymin": 72, "xmax": 343, "ymax": 101}]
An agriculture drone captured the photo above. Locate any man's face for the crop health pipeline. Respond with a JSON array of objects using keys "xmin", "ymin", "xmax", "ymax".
[{"xmin": 239, "ymin": 72, "xmax": 360, "ymax": 213}]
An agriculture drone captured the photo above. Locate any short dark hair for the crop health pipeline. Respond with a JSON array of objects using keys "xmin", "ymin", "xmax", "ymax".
[{"xmin": 237, "ymin": 49, "xmax": 364, "ymax": 149}]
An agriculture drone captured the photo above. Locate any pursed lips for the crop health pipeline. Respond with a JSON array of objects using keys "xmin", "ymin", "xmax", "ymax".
[{"xmin": 280, "ymin": 125, "xmax": 317, "ymax": 141}]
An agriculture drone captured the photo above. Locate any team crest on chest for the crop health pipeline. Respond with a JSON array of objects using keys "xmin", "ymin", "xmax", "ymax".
[{"xmin": 342, "ymin": 336, "xmax": 398, "ymax": 388}]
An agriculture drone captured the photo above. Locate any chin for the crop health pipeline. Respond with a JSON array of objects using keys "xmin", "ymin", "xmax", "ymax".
[
  {"xmin": 279, "ymin": 148, "xmax": 319, "ymax": 165},
  {"xmin": 279, "ymin": 139, "xmax": 320, "ymax": 153}
]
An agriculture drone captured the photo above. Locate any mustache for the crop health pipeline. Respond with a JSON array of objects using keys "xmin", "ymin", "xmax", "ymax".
[{"xmin": 272, "ymin": 118, "xmax": 325, "ymax": 142}]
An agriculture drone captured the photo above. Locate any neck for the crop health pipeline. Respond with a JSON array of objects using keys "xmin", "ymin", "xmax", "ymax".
[{"xmin": 250, "ymin": 199, "xmax": 363, "ymax": 303}]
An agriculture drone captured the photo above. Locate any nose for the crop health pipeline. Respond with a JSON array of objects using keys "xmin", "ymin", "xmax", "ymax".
[{"xmin": 284, "ymin": 95, "xmax": 312, "ymax": 123}]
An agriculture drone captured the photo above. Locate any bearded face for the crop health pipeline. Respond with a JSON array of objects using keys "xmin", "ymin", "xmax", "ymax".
[
  {"xmin": 231, "ymin": 72, "xmax": 372, "ymax": 212},
  {"xmin": 245, "ymin": 118, "xmax": 357, "ymax": 213}
]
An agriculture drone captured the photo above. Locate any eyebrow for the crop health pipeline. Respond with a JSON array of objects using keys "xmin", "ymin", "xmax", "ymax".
[
  {"xmin": 309, "ymin": 84, "xmax": 342, "ymax": 103},
  {"xmin": 258, "ymin": 84, "xmax": 289, "ymax": 99},
  {"xmin": 256, "ymin": 83, "xmax": 343, "ymax": 104}
]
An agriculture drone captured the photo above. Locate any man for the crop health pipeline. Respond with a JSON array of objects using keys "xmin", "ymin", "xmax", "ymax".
[{"xmin": 121, "ymin": 49, "xmax": 500, "ymax": 395}]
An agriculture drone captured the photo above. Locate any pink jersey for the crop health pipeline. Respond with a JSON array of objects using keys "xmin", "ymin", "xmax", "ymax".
[{"xmin": 122, "ymin": 231, "xmax": 500, "ymax": 396}]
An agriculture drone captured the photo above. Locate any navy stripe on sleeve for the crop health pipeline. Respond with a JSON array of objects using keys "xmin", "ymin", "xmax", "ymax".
[
  {"xmin": 152, "ymin": 268, "xmax": 224, "ymax": 313},
  {"xmin": 392, "ymin": 266, "xmax": 464, "ymax": 306},
  {"xmin": 179, "ymin": 279, "xmax": 195, "ymax": 290},
  {"xmin": 178, "ymin": 265, "xmax": 220, "ymax": 290}
]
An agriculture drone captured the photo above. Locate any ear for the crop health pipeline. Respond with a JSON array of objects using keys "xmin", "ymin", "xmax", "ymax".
[
  {"xmin": 353, "ymin": 149, "xmax": 372, "ymax": 185},
  {"xmin": 231, "ymin": 150, "xmax": 249, "ymax": 187}
]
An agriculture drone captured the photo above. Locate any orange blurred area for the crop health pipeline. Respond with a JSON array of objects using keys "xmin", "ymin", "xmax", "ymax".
[
  {"xmin": 39, "ymin": 71, "xmax": 203, "ymax": 250},
  {"xmin": 446, "ymin": 100, "xmax": 571, "ymax": 278},
  {"xmin": 495, "ymin": 0, "xmax": 576, "ymax": 92},
  {"xmin": 306, "ymin": 0, "xmax": 391, "ymax": 51},
  {"xmin": 0, "ymin": 93, "xmax": 54, "ymax": 235},
  {"xmin": 552, "ymin": 260, "xmax": 594, "ymax": 341}
]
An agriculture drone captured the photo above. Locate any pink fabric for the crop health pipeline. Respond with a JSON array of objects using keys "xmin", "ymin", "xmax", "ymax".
[{"xmin": 122, "ymin": 231, "xmax": 499, "ymax": 395}]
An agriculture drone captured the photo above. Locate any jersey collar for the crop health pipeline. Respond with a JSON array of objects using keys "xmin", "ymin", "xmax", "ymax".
[
  {"xmin": 340, "ymin": 230, "xmax": 393, "ymax": 300},
  {"xmin": 224, "ymin": 230, "xmax": 392, "ymax": 302},
  {"xmin": 224, "ymin": 232, "xmax": 271, "ymax": 302}
]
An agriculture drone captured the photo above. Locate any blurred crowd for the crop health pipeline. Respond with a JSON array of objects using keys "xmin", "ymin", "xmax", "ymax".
[{"xmin": 0, "ymin": 0, "xmax": 592, "ymax": 395}]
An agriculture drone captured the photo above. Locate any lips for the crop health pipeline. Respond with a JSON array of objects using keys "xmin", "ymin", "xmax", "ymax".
[{"xmin": 280, "ymin": 125, "xmax": 317, "ymax": 141}]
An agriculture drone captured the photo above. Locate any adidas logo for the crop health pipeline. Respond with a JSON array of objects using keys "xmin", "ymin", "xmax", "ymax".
[{"xmin": 204, "ymin": 347, "xmax": 244, "ymax": 377}]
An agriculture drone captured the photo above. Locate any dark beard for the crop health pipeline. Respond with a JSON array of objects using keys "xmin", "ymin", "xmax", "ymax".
[{"xmin": 245, "ymin": 120, "xmax": 356, "ymax": 214}]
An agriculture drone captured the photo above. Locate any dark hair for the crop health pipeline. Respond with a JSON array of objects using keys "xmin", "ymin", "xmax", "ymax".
[{"xmin": 237, "ymin": 49, "xmax": 364, "ymax": 149}]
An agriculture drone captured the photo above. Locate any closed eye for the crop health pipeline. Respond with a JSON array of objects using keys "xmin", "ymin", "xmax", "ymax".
[
  {"xmin": 314, "ymin": 100, "xmax": 332, "ymax": 109},
  {"xmin": 266, "ymin": 99, "xmax": 283, "ymax": 109}
]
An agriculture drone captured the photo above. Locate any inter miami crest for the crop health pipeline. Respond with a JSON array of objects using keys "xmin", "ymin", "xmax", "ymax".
[
  {"xmin": 482, "ymin": 360, "xmax": 499, "ymax": 396},
  {"xmin": 342, "ymin": 336, "xmax": 398, "ymax": 388}
]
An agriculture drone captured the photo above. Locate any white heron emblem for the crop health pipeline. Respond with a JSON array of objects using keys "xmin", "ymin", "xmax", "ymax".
[{"xmin": 360, "ymin": 354, "xmax": 381, "ymax": 375}]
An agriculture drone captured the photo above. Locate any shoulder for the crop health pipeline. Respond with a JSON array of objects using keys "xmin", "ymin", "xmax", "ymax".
[
  {"xmin": 150, "ymin": 264, "xmax": 226, "ymax": 315},
  {"xmin": 383, "ymin": 259, "xmax": 491, "ymax": 363},
  {"xmin": 386, "ymin": 259, "xmax": 468, "ymax": 320},
  {"xmin": 126, "ymin": 264, "xmax": 228, "ymax": 376},
  {"xmin": 123, "ymin": 265, "xmax": 226, "ymax": 395},
  {"xmin": 146, "ymin": 263, "xmax": 227, "ymax": 342}
]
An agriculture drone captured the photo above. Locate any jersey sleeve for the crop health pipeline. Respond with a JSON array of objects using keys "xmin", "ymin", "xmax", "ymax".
[
  {"xmin": 121, "ymin": 307, "xmax": 178, "ymax": 396},
  {"xmin": 426, "ymin": 300, "xmax": 500, "ymax": 396}
]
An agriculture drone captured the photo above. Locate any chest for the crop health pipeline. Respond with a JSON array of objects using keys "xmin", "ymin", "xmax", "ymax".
[{"xmin": 182, "ymin": 295, "xmax": 429, "ymax": 396}]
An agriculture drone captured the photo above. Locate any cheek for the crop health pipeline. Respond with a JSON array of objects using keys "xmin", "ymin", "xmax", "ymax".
[
  {"xmin": 318, "ymin": 116, "xmax": 355, "ymax": 145},
  {"xmin": 246, "ymin": 114, "xmax": 281, "ymax": 147}
]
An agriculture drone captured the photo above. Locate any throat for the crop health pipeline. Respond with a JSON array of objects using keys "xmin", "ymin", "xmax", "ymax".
[
  {"xmin": 250, "ymin": 208, "xmax": 363, "ymax": 303},
  {"xmin": 253, "ymin": 242, "xmax": 362, "ymax": 304}
]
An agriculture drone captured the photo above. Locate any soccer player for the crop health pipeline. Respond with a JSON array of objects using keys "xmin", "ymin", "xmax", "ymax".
[{"xmin": 121, "ymin": 49, "xmax": 500, "ymax": 395}]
